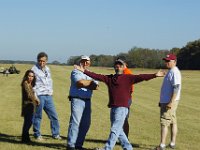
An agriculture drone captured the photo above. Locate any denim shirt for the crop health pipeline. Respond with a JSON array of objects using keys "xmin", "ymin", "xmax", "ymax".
[
  {"xmin": 69, "ymin": 69, "xmax": 98, "ymax": 99},
  {"xmin": 32, "ymin": 64, "xmax": 53, "ymax": 96}
]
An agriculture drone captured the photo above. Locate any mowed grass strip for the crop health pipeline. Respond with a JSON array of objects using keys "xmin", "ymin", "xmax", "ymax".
[{"xmin": 0, "ymin": 64, "xmax": 199, "ymax": 150}]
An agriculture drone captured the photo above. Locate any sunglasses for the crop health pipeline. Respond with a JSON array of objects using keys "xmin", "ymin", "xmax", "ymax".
[
  {"xmin": 44, "ymin": 70, "xmax": 48, "ymax": 77},
  {"xmin": 38, "ymin": 60, "xmax": 46, "ymax": 62}
]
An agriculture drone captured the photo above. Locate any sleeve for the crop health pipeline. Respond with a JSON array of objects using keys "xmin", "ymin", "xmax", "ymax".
[
  {"xmin": 171, "ymin": 71, "xmax": 181, "ymax": 86},
  {"xmin": 23, "ymin": 81, "xmax": 38, "ymax": 102},
  {"xmin": 71, "ymin": 70, "xmax": 83, "ymax": 83},
  {"xmin": 84, "ymin": 70, "xmax": 109, "ymax": 83},
  {"xmin": 130, "ymin": 74, "xmax": 156, "ymax": 84}
]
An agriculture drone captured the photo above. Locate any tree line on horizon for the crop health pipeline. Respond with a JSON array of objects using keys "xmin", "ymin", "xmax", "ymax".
[
  {"xmin": 1, "ymin": 39, "xmax": 200, "ymax": 70},
  {"xmin": 67, "ymin": 39, "xmax": 200, "ymax": 70}
]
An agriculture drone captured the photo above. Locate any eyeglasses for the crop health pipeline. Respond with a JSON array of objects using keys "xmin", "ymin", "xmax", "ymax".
[{"xmin": 165, "ymin": 60, "xmax": 171, "ymax": 62}]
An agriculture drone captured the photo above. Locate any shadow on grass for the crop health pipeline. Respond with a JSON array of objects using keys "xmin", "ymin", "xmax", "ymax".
[
  {"xmin": 0, "ymin": 133, "xmax": 66, "ymax": 149},
  {"xmin": 0, "ymin": 133, "xmax": 156, "ymax": 150},
  {"xmin": 85, "ymin": 139, "xmax": 155, "ymax": 149}
]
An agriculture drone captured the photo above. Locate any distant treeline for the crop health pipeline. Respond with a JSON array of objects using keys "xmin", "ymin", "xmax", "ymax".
[
  {"xmin": 67, "ymin": 39, "xmax": 200, "ymax": 70},
  {"xmin": 0, "ymin": 60, "xmax": 35, "ymax": 64},
  {"xmin": 0, "ymin": 60, "xmax": 66, "ymax": 66},
  {"xmin": 1, "ymin": 39, "xmax": 200, "ymax": 70}
]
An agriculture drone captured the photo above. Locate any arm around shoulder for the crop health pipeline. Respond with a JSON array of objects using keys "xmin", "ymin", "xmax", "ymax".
[{"xmin": 76, "ymin": 80, "xmax": 99, "ymax": 90}]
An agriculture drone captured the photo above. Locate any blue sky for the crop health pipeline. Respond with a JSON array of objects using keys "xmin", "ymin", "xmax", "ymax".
[{"xmin": 0, "ymin": 0, "xmax": 200, "ymax": 63}]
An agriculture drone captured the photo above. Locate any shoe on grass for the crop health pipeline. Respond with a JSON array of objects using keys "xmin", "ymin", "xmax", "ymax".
[
  {"xmin": 21, "ymin": 138, "xmax": 31, "ymax": 143},
  {"xmin": 66, "ymin": 146, "xmax": 75, "ymax": 150},
  {"xmin": 169, "ymin": 144, "xmax": 175, "ymax": 149},
  {"xmin": 35, "ymin": 135, "xmax": 43, "ymax": 141},
  {"xmin": 95, "ymin": 148, "xmax": 105, "ymax": 150},
  {"xmin": 75, "ymin": 146, "xmax": 87, "ymax": 150},
  {"xmin": 155, "ymin": 145, "xmax": 165, "ymax": 150},
  {"xmin": 53, "ymin": 135, "xmax": 62, "ymax": 140}
]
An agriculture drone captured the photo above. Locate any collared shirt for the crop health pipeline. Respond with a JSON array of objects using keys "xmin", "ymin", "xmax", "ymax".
[
  {"xmin": 69, "ymin": 69, "xmax": 98, "ymax": 99},
  {"xmin": 32, "ymin": 64, "xmax": 53, "ymax": 96},
  {"xmin": 160, "ymin": 66, "xmax": 181, "ymax": 103}
]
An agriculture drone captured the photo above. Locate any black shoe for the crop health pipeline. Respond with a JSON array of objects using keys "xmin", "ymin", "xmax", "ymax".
[
  {"xmin": 66, "ymin": 146, "xmax": 75, "ymax": 150},
  {"xmin": 75, "ymin": 146, "xmax": 87, "ymax": 150},
  {"xmin": 21, "ymin": 138, "xmax": 31, "ymax": 143}
]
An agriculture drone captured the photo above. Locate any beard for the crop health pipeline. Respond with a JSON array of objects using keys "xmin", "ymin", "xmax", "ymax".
[{"xmin": 115, "ymin": 69, "xmax": 123, "ymax": 74}]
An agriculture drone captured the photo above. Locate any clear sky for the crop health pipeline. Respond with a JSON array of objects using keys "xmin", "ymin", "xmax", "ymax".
[{"xmin": 0, "ymin": 0, "xmax": 200, "ymax": 63}]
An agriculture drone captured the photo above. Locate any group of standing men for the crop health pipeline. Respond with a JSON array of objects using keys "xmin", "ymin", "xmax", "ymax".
[{"xmin": 24, "ymin": 52, "xmax": 181, "ymax": 150}]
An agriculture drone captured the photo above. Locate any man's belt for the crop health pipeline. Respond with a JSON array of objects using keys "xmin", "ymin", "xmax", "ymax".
[{"xmin": 68, "ymin": 96, "xmax": 91, "ymax": 101}]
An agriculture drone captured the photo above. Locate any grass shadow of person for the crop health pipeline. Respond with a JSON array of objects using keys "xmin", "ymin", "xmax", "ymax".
[
  {"xmin": 0, "ymin": 133, "xmax": 66, "ymax": 149},
  {"xmin": 85, "ymin": 138, "xmax": 156, "ymax": 150}
]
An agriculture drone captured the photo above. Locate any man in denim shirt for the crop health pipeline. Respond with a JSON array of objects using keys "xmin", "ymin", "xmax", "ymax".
[
  {"xmin": 67, "ymin": 55, "xmax": 98, "ymax": 150},
  {"xmin": 32, "ymin": 52, "xmax": 61, "ymax": 140}
]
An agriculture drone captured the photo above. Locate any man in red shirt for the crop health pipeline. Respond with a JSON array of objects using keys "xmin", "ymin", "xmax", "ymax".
[{"xmin": 74, "ymin": 59, "xmax": 164, "ymax": 150}]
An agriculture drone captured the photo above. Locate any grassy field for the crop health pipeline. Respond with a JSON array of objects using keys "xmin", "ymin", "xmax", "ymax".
[{"xmin": 0, "ymin": 64, "xmax": 199, "ymax": 150}]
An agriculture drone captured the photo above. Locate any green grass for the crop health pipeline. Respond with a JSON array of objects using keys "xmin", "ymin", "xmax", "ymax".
[{"xmin": 0, "ymin": 64, "xmax": 199, "ymax": 150}]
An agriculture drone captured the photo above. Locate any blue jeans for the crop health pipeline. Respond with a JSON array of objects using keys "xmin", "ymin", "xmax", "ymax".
[
  {"xmin": 104, "ymin": 107, "xmax": 133, "ymax": 150},
  {"xmin": 67, "ymin": 98, "xmax": 91, "ymax": 148},
  {"xmin": 33, "ymin": 95, "xmax": 60, "ymax": 137}
]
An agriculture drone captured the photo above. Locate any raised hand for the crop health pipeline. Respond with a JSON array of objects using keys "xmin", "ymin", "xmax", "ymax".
[
  {"xmin": 74, "ymin": 64, "xmax": 85, "ymax": 72},
  {"xmin": 156, "ymin": 69, "xmax": 165, "ymax": 77}
]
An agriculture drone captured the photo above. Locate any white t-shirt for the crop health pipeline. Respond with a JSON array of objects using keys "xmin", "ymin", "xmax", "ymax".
[{"xmin": 160, "ymin": 66, "xmax": 181, "ymax": 103}]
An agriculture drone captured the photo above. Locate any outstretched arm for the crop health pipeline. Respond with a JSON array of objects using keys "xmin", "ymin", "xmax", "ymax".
[
  {"xmin": 133, "ymin": 69, "xmax": 165, "ymax": 84},
  {"xmin": 74, "ymin": 65, "xmax": 108, "ymax": 83},
  {"xmin": 155, "ymin": 69, "xmax": 165, "ymax": 77}
]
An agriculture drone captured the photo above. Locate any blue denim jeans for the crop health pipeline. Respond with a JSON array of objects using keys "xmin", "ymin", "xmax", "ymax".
[
  {"xmin": 67, "ymin": 98, "xmax": 91, "ymax": 148},
  {"xmin": 33, "ymin": 95, "xmax": 60, "ymax": 137},
  {"xmin": 104, "ymin": 107, "xmax": 133, "ymax": 150}
]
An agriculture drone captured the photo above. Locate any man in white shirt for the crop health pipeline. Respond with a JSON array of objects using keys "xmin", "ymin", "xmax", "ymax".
[
  {"xmin": 32, "ymin": 52, "xmax": 61, "ymax": 140},
  {"xmin": 156, "ymin": 54, "xmax": 181, "ymax": 150}
]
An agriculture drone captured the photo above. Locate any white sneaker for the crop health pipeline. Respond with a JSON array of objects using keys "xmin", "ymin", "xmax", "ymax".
[
  {"xmin": 35, "ymin": 135, "xmax": 43, "ymax": 141},
  {"xmin": 53, "ymin": 135, "xmax": 62, "ymax": 140},
  {"xmin": 95, "ymin": 148, "xmax": 105, "ymax": 150}
]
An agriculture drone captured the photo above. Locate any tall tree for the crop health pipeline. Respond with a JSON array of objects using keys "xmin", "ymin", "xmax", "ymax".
[{"xmin": 177, "ymin": 39, "xmax": 200, "ymax": 70}]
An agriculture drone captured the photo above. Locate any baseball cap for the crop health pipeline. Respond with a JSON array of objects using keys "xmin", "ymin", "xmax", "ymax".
[
  {"xmin": 163, "ymin": 54, "xmax": 177, "ymax": 61},
  {"xmin": 114, "ymin": 59, "xmax": 125, "ymax": 65},
  {"xmin": 80, "ymin": 55, "xmax": 90, "ymax": 61}
]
